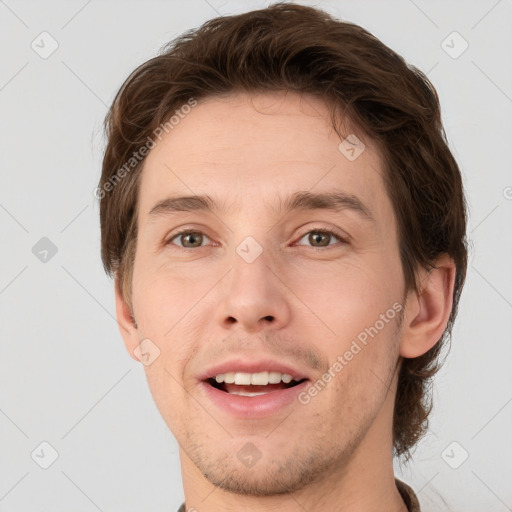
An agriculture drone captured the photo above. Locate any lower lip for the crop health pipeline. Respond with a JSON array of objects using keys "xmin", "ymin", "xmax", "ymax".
[{"xmin": 200, "ymin": 380, "xmax": 310, "ymax": 419}]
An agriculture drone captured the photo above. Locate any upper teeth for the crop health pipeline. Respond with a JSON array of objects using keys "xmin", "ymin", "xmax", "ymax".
[{"xmin": 215, "ymin": 371, "xmax": 299, "ymax": 385}]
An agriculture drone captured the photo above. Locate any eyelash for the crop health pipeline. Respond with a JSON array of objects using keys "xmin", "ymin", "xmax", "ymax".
[{"xmin": 165, "ymin": 227, "xmax": 348, "ymax": 250}]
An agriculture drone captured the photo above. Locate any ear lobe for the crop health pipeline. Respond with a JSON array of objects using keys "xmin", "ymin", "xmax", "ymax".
[
  {"xmin": 114, "ymin": 274, "xmax": 140, "ymax": 362},
  {"xmin": 399, "ymin": 254, "xmax": 456, "ymax": 359}
]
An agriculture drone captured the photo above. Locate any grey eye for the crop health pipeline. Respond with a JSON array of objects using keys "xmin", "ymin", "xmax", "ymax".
[{"xmin": 170, "ymin": 231, "xmax": 210, "ymax": 248}]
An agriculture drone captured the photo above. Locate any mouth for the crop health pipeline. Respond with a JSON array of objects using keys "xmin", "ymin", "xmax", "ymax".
[
  {"xmin": 206, "ymin": 375, "xmax": 308, "ymax": 396},
  {"xmin": 199, "ymin": 370, "xmax": 311, "ymax": 418}
]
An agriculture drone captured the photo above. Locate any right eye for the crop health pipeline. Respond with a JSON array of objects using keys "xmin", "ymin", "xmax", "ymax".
[{"xmin": 166, "ymin": 230, "xmax": 212, "ymax": 249}]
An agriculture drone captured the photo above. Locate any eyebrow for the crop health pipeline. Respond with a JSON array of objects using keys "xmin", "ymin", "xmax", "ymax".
[{"xmin": 147, "ymin": 190, "xmax": 375, "ymax": 223}]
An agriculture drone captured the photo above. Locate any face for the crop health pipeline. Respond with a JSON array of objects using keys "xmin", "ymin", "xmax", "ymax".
[{"xmin": 124, "ymin": 91, "xmax": 406, "ymax": 495}]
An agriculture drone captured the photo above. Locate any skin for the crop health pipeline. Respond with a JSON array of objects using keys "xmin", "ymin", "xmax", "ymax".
[{"xmin": 115, "ymin": 91, "xmax": 456, "ymax": 511}]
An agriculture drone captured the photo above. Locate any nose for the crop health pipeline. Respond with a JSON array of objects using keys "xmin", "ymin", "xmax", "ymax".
[{"xmin": 215, "ymin": 242, "xmax": 291, "ymax": 333}]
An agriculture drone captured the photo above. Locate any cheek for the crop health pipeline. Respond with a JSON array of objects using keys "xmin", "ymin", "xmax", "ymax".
[
  {"xmin": 287, "ymin": 260, "xmax": 403, "ymax": 413},
  {"xmin": 144, "ymin": 362, "xmax": 185, "ymax": 432},
  {"xmin": 131, "ymin": 262, "xmax": 200, "ymax": 395},
  {"xmin": 319, "ymin": 306, "xmax": 400, "ymax": 407},
  {"xmin": 289, "ymin": 258, "xmax": 399, "ymax": 331},
  {"xmin": 131, "ymin": 253, "xmax": 199, "ymax": 327}
]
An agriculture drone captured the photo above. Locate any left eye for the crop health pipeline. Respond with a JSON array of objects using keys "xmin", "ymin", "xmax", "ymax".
[{"xmin": 295, "ymin": 229, "xmax": 346, "ymax": 248}]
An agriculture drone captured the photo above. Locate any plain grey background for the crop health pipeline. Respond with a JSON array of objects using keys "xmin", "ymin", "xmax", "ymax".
[{"xmin": 1, "ymin": 0, "xmax": 511, "ymax": 510}]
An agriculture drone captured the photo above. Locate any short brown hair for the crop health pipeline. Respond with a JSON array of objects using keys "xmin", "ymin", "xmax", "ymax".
[{"xmin": 99, "ymin": 2, "xmax": 468, "ymax": 461}]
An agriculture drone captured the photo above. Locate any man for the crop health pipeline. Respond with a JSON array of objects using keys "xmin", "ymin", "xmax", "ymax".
[{"xmin": 98, "ymin": 3, "xmax": 468, "ymax": 511}]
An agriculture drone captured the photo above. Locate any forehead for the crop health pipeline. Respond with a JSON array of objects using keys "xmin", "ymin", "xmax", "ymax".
[{"xmin": 137, "ymin": 91, "xmax": 391, "ymax": 225}]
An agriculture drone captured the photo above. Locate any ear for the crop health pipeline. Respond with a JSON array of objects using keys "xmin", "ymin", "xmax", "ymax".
[
  {"xmin": 114, "ymin": 274, "xmax": 140, "ymax": 362},
  {"xmin": 399, "ymin": 254, "xmax": 456, "ymax": 358}
]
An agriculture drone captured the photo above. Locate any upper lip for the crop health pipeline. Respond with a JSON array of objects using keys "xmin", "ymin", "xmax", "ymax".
[{"xmin": 198, "ymin": 358, "xmax": 311, "ymax": 382}]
